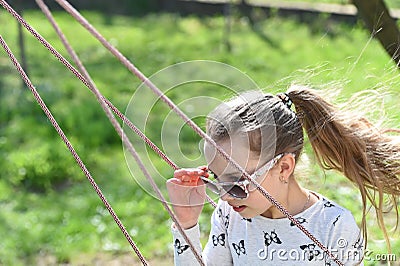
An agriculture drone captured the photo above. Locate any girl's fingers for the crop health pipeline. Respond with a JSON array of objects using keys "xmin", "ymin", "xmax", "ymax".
[
  {"xmin": 174, "ymin": 168, "xmax": 208, "ymax": 179},
  {"xmin": 166, "ymin": 178, "xmax": 182, "ymax": 187},
  {"xmin": 171, "ymin": 167, "xmax": 209, "ymax": 187},
  {"xmin": 196, "ymin": 177, "xmax": 205, "ymax": 186},
  {"xmin": 198, "ymin": 165, "xmax": 208, "ymax": 171},
  {"xmin": 167, "ymin": 176, "xmax": 202, "ymax": 187},
  {"xmin": 174, "ymin": 168, "xmax": 197, "ymax": 177},
  {"xmin": 182, "ymin": 175, "xmax": 192, "ymax": 182}
]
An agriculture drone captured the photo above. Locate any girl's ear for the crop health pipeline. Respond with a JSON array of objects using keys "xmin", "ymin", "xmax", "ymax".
[{"xmin": 278, "ymin": 154, "xmax": 296, "ymax": 177}]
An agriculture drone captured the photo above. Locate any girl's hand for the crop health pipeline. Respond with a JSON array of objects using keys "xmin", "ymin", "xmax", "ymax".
[{"xmin": 166, "ymin": 166, "xmax": 208, "ymax": 229}]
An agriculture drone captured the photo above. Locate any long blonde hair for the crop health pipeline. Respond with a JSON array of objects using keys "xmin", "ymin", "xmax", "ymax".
[
  {"xmin": 287, "ymin": 85, "xmax": 400, "ymax": 251},
  {"xmin": 206, "ymin": 85, "xmax": 400, "ymax": 250}
]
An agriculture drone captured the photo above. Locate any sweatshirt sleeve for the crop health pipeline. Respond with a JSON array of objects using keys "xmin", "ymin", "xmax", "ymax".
[
  {"xmin": 325, "ymin": 209, "xmax": 364, "ymax": 266},
  {"xmin": 170, "ymin": 200, "xmax": 233, "ymax": 266},
  {"xmin": 171, "ymin": 223, "xmax": 204, "ymax": 266},
  {"xmin": 203, "ymin": 201, "xmax": 233, "ymax": 266}
]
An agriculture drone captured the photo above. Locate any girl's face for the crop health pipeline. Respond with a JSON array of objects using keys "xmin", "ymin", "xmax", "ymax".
[{"xmin": 204, "ymin": 135, "xmax": 286, "ymax": 219}]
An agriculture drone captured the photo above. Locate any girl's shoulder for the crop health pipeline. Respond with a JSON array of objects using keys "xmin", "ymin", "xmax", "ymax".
[
  {"xmin": 307, "ymin": 192, "xmax": 354, "ymax": 220},
  {"xmin": 304, "ymin": 192, "xmax": 360, "ymax": 239}
]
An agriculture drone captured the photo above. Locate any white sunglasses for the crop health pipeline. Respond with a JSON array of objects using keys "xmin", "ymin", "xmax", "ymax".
[{"xmin": 200, "ymin": 154, "xmax": 286, "ymax": 199}]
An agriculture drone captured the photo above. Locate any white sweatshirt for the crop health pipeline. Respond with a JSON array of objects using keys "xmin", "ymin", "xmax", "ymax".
[{"xmin": 171, "ymin": 193, "xmax": 363, "ymax": 265}]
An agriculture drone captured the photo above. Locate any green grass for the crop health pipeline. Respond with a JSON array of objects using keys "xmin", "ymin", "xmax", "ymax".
[
  {"xmin": 1, "ymin": 8, "xmax": 400, "ymax": 265},
  {"xmin": 267, "ymin": 0, "xmax": 400, "ymax": 9}
]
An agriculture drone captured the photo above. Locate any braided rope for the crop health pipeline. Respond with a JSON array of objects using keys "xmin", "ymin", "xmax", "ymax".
[
  {"xmin": 0, "ymin": 1, "xmax": 206, "ymax": 264},
  {"xmin": 1, "ymin": 0, "xmax": 343, "ymax": 264},
  {"xmin": 52, "ymin": 1, "xmax": 344, "ymax": 264},
  {"xmin": 0, "ymin": 35, "xmax": 149, "ymax": 265},
  {"xmin": 35, "ymin": 0, "xmax": 217, "ymax": 209}
]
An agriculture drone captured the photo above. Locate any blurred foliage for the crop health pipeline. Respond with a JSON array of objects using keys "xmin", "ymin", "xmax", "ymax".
[
  {"xmin": 0, "ymin": 6, "xmax": 400, "ymax": 265},
  {"xmin": 278, "ymin": 0, "xmax": 400, "ymax": 9}
]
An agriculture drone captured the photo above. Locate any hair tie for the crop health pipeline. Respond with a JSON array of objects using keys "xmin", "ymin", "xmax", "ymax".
[{"xmin": 276, "ymin": 93, "xmax": 293, "ymax": 109}]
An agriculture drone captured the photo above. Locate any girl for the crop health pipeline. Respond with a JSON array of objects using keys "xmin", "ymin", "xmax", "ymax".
[{"xmin": 166, "ymin": 86, "xmax": 400, "ymax": 265}]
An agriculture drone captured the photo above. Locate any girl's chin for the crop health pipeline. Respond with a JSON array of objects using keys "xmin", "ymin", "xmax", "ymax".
[{"xmin": 237, "ymin": 210, "xmax": 255, "ymax": 219}]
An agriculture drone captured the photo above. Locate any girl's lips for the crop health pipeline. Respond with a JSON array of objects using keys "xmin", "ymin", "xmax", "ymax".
[{"xmin": 232, "ymin": 205, "xmax": 246, "ymax": 212}]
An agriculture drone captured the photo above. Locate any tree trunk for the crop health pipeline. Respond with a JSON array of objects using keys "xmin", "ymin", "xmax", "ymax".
[{"xmin": 352, "ymin": 0, "xmax": 400, "ymax": 67}]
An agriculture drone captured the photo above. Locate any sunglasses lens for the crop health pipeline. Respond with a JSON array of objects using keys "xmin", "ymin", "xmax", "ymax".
[
  {"xmin": 201, "ymin": 176, "xmax": 248, "ymax": 199},
  {"xmin": 223, "ymin": 184, "xmax": 247, "ymax": 199},
  {"xmin": 203, "ymin": 180, "xmax": 220, "ymax": 195}
]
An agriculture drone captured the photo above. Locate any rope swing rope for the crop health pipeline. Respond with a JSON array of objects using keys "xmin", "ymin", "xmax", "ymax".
[
  {"xmin": 34, "ymin": 0, "xmax": 216, "ymax": 210},
  {"xmin": 0, "ymin": 35, "xmax": 150, "ymax": 265},
  {"xmin": 0, "ymin": 1, "xmax": 344, "ymax": 265},
  {"xmin": 0, "ymin": 1, "xmax": 205, "ymax": 265}
]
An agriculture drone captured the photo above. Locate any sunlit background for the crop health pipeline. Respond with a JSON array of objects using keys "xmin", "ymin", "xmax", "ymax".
[{"xmin": 1, "ymin": 0, "xmax": 400, "ymax": 265}]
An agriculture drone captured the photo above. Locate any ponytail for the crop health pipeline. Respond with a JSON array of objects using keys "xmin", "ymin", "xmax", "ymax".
[{"xmin": 287, "ymin": 85, "xmax": 400, "ymax": 251}]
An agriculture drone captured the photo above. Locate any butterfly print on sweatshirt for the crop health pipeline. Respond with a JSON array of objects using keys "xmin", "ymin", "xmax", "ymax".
[
  {"xmin": 333, "ymin": 215, "xmax": 340, "ymax": 226},
  {"xmin": 290, "ymin": 217, "xmax": 307, "ymax": 226},
  {"xmin": 174, "ymin": 239, "xmax": 189, "ymax": 255},
  {"xmin": 300, "ymin": 243, "xmax": 321, "ymax": 261},
  {"xmin": 218, "ymin": 207, "xmax": 230, "ymax": 229},
  {"xmin": 232, "ymin": 240, "xmax": 246, "ymax": 256},
  {"xmin": 323, "ymin": 199, "xmax": 335, "ymax": 208},
  {"xmin": 212, "ymin": 233, "xmax": 226, "ymax": 247},
  {"xmin": 263, "ymin": 230, "xmax": 282, "ymax": 247},
  {"xmin": 353, "ymin": 235, "xmax": 363, "ymax": 249}
]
